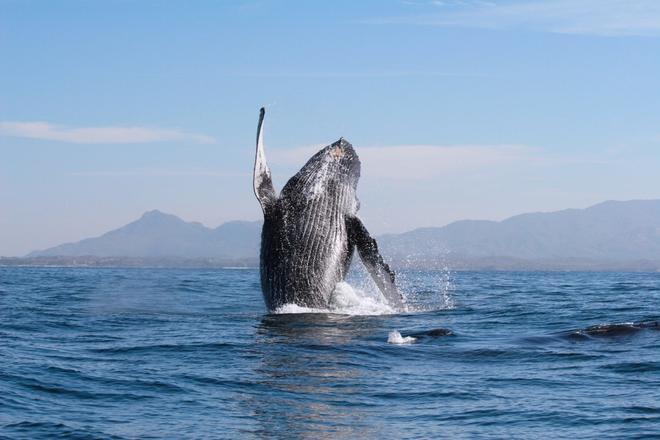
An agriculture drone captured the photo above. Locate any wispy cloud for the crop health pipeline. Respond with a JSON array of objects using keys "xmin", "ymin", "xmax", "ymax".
[
  {"xmin": 70, "ymin": 168, "xmax": 248, "ymax": 177},
  {"xmin": 368, "ymin": 0, "xmax": 660, "ymax": 37},
  {"xmin": 230, "ymin": 70, "xmax": 486, "ymax": 79},
  {"xmin": 270, "ymin": 144, "xmax": 546, "ymax": 179},
  {"xmin": 0, "ymin": 122, "xmax": 215, "ymax": 144},
  {"xmin": 269, "ymin": 143, "xmax": 610, "ymax": 180}
]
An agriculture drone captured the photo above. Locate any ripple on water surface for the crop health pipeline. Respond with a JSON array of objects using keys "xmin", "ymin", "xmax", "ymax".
[{"xmin": 0, "ymin": 267, "xmax": 659, "ymax": 439}]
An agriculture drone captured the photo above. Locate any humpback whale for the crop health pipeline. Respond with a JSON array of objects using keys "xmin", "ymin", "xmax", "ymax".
[{"xmin": 253, "ymin": 108, "xmax": 403, "ymax": 311}]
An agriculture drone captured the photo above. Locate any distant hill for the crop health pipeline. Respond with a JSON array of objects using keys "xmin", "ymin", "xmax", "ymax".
[
  {"xmin": 28, "ymin": 210, "xmax": 261, "ymax": 259},
  {"xmin": 378, "ymin": 200, "xmax": 660, "ymax": 263},
  {"xmin": 21, "ymin": 200, "xmax": 660, "ymax": 271}
]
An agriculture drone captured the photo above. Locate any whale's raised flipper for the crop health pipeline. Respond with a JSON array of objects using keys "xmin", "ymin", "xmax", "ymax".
[
  {"xmin": 253, "ymin": 107, "xmax": 277, "ymax": 213},
  {"xmin": 346, "ymin": 216, "xmax": 404, "ymax": 309}
]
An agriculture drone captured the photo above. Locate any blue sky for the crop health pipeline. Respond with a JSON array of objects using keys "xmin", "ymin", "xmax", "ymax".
[{"xmin": 2, "ymin": 0, "xmax": 660, "ymax": 256}]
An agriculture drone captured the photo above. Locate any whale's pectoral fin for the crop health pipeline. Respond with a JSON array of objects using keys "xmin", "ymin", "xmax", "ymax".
[
  {"xmin": 254, "ymin": 107, "xmax": 277, "ymax": 213},
  {"xmin": 346, "ymin": 216, "xmax": 404, "ymax": 309}
]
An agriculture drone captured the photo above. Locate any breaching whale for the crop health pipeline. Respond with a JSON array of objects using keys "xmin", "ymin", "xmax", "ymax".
[{"xmin": 253, "ymin": 108, "xmax": 403, "ymax": 311}]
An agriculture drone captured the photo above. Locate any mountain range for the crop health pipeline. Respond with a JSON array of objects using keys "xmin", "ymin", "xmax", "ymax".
[
  {"xmin": 28, "ymin": 210, "xmax": 261, "ymax": 259},
  {"xmin": 379, "ymin": 199, "xmax": 660, "ymax": 260},
  {"xmin": 16, "ymin": 200, "xmax": 660, "ymax": 270}
]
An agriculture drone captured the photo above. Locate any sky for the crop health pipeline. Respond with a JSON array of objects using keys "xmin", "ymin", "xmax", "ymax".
[{"xmin": 2, "ymin": 0, "xmax": 660, "ymax": 256}]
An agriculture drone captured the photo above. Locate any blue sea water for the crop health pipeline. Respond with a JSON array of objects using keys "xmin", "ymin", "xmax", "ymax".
[{"xmin": 0, "ymin": 267, "xmax": 659, "ymax": 439}]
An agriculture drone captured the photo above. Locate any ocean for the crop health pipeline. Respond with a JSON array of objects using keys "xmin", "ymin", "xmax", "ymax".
[{"xmin": 1, "ymin": 267, "xmax": 658, "ymax": 439}]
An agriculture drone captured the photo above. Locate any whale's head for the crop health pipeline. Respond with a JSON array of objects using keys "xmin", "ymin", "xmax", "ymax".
[
  {"xmin": 281, "ymin": 138, "xmax": 361, "ymax": 206},
  {"xmin": 299, "ymin": 138, "xmax": 361, "ymax": 188},
  {"xmin": 253, "ymin": 107, "xmax": 361, "ymax": 216}
]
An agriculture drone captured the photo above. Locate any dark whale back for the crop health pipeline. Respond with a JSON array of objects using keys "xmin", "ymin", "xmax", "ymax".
[{"xmin": 260, "ymin": 139, "xmax": 360, "ymax": 309}]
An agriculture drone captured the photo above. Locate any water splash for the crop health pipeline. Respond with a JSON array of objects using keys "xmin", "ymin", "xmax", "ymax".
[
  {"xmin": 387, "ymin": 330, "xmax": 417, "ymax": 345},
  {"xmin": 329, "ymin": 282, "xmax": 397, "ymax": 315},
  {"xmin": 272, "ymin": 259, "xmax": 458, "ymax": 316},
  {"xmin": 394, "ymin": 264, "xmax": 456, "ymax": 312},
  {"xmin": 439, "ymin": 265, "xmax": 456, "ymax": 310},
  {"xmin": 272, "ymin": 281, "xmax": 397, "ymax": 316},
  {"xmin": 272, "ymin": 303, "xmax": 327, "ymax": 314}
]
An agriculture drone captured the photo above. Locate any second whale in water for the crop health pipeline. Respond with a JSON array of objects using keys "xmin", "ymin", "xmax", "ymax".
[{"xmin": 253, "ymin": 108, "xmax": 403, "ymax": 311}]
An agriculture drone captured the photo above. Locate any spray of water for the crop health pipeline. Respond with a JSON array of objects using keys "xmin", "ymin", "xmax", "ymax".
[
  {"xmin": 273, "ymin": 282, "xmax": 396, "ymax": 315},
  {"xmin": 387, "ymin": 330, "xmax": 417, "ymax": 344},
  {"xmin": 395, "ymin": 252, "xmax": 456, "ymax": 312},
  {"xmin": 272, "ymin": 254, "xmax": 456, "ymax": 316}
]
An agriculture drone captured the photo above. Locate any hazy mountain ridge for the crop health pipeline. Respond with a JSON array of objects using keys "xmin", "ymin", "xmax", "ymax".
[
  {"xmin": 28, "ymin": 210, "xmax": 261, "ymax": 259},
  {"xmin": 378, "ymin": 200, "xmax": 660, "ymax": 261},
  {"xmin": 21, "ymin": 200, "xmax": 660, "ymax": 270}
]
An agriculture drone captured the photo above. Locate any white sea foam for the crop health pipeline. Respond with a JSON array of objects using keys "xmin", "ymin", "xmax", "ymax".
[
  {"xmin": 387, "ymin": 330, "xmax": 417, "ymax": 345},
  {"xmin": 329, "ymin": 282, "xmax": 397, "ymax": 315},
  {"xmin": 273, "ymin": 303, "xmax": 326, "ymax": 314},
  {"xmin": 272, "ymin": 265, "xmax": 458, "ymax": 316},
  {"xmin": 272, "ymin": 281, "xmax": 398, "ymax": 316}
]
